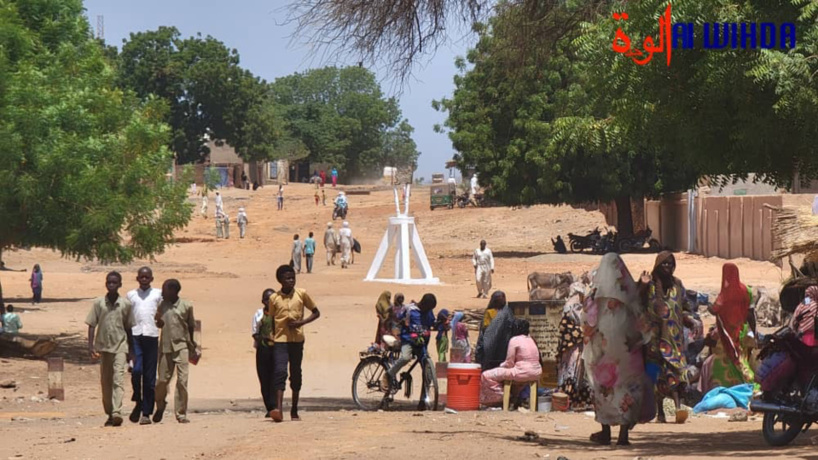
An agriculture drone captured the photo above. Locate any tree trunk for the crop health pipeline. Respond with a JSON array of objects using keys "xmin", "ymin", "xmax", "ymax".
[{"xmin": 615, "ymin": 195, "xmax": 635, "ymax": 237}]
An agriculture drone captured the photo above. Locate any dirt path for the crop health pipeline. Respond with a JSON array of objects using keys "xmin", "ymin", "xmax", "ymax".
[{"xmin": 0, "ymin": 183, "xmax": 803, "ymax": 459}]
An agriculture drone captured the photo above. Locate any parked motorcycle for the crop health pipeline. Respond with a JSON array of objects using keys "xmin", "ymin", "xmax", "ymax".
[
  {"xmin": 749, "ymin": 324, "xmax": 818, "ymax": 446},
  {"xmin": 593, "ymin": 228, "xmax": 617, "ymax": 255},
  {"xmin": 616, "ymin": 227, "xmax": 661, "ymax": 253},
  {"xmin": 568, "ymin": 227, "xmax": 602, "ymax": 253},
  {"xmin": 333, "ymin": 204, "xmax": 348, "ymax": 220}
]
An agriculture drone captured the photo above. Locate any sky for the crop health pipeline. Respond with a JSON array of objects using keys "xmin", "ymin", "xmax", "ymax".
[{"xmin": 83, "ymin": 0, "xmax": 474, "ymax": 181}]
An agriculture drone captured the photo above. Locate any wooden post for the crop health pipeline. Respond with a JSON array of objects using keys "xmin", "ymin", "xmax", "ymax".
[{"xmin": 47, "ymin": 358, "xmax": 64, "ymax": 401}]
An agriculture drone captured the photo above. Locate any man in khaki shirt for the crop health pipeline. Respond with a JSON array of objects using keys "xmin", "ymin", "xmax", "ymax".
[
  {"xmin": 86, "ymin": 271, "xmax": 132, "ymax": 427},
  {"xmin": 152, "ymin": 279, "xmax": 198, "ymax": 423},
  {"xmin": 267, "ymin": 264, "xmax": 321, "ymax": 422}
]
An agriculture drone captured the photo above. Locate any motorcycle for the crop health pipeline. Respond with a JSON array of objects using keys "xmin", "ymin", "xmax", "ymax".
[
  {"xmin": 456, "ymin": 193, "xmax": 483, "ymax": 208},
  {"xmin": 568, "ymin": 227, "xmax": 602, "ymax": 253},
  {"xmin": 592, "ymin": 228, "xmax": 617, "ymax": 255},
  {"xmin": 616, "ymin": 227, "xmax": 661, "ymax": 253},
  {"xmin": 749, "ymin": 323, "xmax": 818, "ymax": 446},
  {"xmin": 333, "ymin": 203, "xmax": 348, "ymax": 220}
]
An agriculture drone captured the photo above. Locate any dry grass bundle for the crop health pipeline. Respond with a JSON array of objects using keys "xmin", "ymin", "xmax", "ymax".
[{"xmin": 771, "ymin": 206, "xmax": 818, "ymax": 260}]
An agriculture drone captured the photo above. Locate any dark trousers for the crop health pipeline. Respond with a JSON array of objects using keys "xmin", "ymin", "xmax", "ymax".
[
  {"xmin": 256, "ymin": 344, "xmax": 277, "ymax": 411},
  {"xmin": 306, "ymin": 254, "xmax": 314, "ymax": 273},
  {"xmin": 273, "ymin": 342, "xmax": 304, "ymax": 392},
  {"xmin": 131, "ymin": 335, "xmax": 158, "ymax": 416},
  {"xmin": 32, "ymin": 287, "xmax": 42, "ymax": 303}
]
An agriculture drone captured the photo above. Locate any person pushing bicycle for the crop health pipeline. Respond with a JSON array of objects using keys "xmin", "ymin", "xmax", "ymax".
[{"xmin": 386, "ymin": 294, "xmax": 437, "ymax": 404}]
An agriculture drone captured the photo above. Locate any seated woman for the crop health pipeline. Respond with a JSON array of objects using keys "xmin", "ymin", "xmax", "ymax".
[{"xmin": 479, "ymin": 319, "xmax": 542, "ymax": 407}]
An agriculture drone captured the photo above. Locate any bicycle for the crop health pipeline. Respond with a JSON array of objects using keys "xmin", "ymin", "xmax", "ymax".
[{"xmin": 351, "ymin": 335, "xmax": 439, "ymax": 411}]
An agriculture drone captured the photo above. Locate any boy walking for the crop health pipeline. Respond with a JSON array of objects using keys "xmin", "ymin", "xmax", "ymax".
[
  {"xmin": 127, "ymin": 267, "xmax": 162, "ymax": 424},
  {"xmin": 304, "ymin": 232, "xmax": 316, "ymax": 274},
  {"xmin": 268, "ymin": 265, "xmax": 321, "ymax": 422},
  {"xmin": 86, "ymin": 271, "xmax": 132, "ymax": 427},
  {"xmin": 153, "ymin": 279, "xmax": 199, "ymax": 424}
]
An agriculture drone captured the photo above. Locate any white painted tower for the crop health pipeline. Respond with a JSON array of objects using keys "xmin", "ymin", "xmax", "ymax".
[{"xmin": 364, "ymin": 185, "xmax": 440, "ymax": 285}]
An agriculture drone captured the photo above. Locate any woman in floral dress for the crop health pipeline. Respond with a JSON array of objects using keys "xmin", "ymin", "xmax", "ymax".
[{"xmin": 583, "ymin": 253, "xmax": 655, "ymax": 446}]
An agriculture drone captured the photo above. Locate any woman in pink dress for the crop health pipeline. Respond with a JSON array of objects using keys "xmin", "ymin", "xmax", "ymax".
[{"xmin": 480, "ymin": 319, "xmax": 542, "ymax": 406}]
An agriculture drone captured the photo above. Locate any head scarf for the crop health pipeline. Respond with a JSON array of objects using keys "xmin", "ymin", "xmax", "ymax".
[
  {"xmin": 476, "ymin": 290, "xmax": 515, "ymax": 370},
  {"xmin": 343, "ymin": 221, "xmax": 349, "ymax": 228},
  {"xmin": 327, "ymin": 222, "xmax": 333, "ymax": 228},
  {"xmin": 451, "ymin": 311, "xmax": 464, "ymax": 338},
  {"xmin": 375, "ymin": 291, "xmax": 392, "ymax": 321},
  {"xmin": 711, "ymin": 263, "xmax": 749, "ymax": 362}
]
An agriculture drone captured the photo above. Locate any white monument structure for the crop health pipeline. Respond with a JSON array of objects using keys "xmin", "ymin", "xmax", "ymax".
[{"xmin": 365, "ymin": 185, "xmax": 440, "ymax": 285}]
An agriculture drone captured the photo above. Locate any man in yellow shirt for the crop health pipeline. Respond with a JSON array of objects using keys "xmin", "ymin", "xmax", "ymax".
[{"xmin": 267, "ymin": 264, "xmax": 321, "ymax": 422}]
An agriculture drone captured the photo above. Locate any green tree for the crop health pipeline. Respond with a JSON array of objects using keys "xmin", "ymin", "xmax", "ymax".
[
  {"xmin": 118, "ymin": 28, "xmax": 277, "ymax": 164},
  {"xmin": 435, "ymin": 3, "xmax": 700, "ymax": 235},
  {"xmin": 271, "ymin": 66, "xmax": 419, "ymax": 178},
  {"xmin": 0, "ymin": 0, "xmax": 192, "ymax": 303}
]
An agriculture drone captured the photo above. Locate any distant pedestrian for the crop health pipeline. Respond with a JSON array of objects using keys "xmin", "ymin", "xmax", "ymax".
[
  {"xmin": 200, "ymin": 193, "xmax": 208, "ymax": 219},
  {"xmin": 291, "ymin": 234, "xmax": 303, "ymax": 273},
  {"xmin": 314, "ymin": 191, "xmax": 320, "ymax": 206},
  {"xmin": 339, "ymin": 222, "xmax": 353, "ymax": 269},
  {"xmin": 267, "ymin": 264, "xmax": 321, "ymax": 422},
  {"xmin": 153, "ymin": 279, "xmax": 198, "ymax": 424},
  {"xmin": 331, "ymin": 167, "xmax": 338, "ymax": 187},
  {"xmin": 222, "ymin": 212, "xmax": 231, "ymax": 239},
  {"xmin": 237, "ymin": 207, "xmax": 248, "ymax": 238},
  {"xmin": 215, "ymin": 191, "xmax": 223, "ymax": 214},
  {"xmin": 2, "ymin": 305, "xmax": 22, "ymax": 334},
  {"xmin": 304, "ymin": 232, "xmax": 316, "ymax": 274},
  {"xmin": 30, "ymin": 264, "xmax": 43, "ymax": 304},
  {"xmin": 324, "ymin": 223, "xmax": 339, "ymax": 266},
  {"xmin": 277, "ymin": 185, "xmax": 284, "ymax": 211},
  {"xmin": 320, "ymin": 170, "xmax": 327, "ymax": 187},
  {"xmin": 86, "ymin": 271, "xmax": 132, "ymax": 427},
  {"xmin": 215, "ymin": 210, "xmax": 224, "ymax": 238},
  {"xmin": 127, "ymin": 267, "xmax": 162, "ymax": 425},
  {"xmin": 473, "ymin": 240, "xmax": 495, "ymax": 299},
  {"xmin": 241, "ymin": 171, "xmax": 249, "ymax": 190},
  {"xmin": 322, "ymin": 189, "xmax": 327, "ymax": 206}
]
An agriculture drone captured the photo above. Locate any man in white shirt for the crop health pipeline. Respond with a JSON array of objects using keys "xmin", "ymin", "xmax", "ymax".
[
  {"xmin": 472, "ymin": 240, "xmax": 495, "ymax": 299},
  {"xmin": 127, "ymin": 266, "xmax": 163, "ymax": 425},
  {"xmin": 214, "ymin": 191, "xmax": 223, "ymax": 213},
  {"xmin": 339, "ymin": 221, "xmax": 353, "ymax": 269}
]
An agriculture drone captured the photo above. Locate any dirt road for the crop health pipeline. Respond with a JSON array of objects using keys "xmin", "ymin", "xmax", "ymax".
[{"xmin": 0, "ymin": 183, "xmax": 807, "ymax": 459}]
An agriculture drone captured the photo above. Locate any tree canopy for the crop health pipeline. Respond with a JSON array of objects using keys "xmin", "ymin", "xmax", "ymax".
[
  {"xmin": 0, "ymin": 0, "xmax": 193, "ymax": 303},
  {"xmin": 271, "ymin": 66, "xmax": 419, "ymax": 178},
  {"xmin": 433, "ymin": 0, "xmax": 818, "ymax": 233},
  {"xmin": 118, "ymin": 27, "xmax": 278, "ymax": 164}
]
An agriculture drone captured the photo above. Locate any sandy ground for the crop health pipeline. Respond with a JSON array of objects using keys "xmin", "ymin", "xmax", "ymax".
[{"xmin": 0, "ymin": 183, "xmax": 809, "ymax": 459}]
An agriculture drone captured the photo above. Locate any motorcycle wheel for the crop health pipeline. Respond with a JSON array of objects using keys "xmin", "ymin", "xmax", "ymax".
[
  {"xmin": 648, "ymin": 239, "xmax": 661, "ymax": 252},
  {"xmin": 762, "ymin": 412, "xmax": 804, "ymax": 447},
  {"xmin": 569, "ymin": 240, "xmax": 583, "ymax": 253}
]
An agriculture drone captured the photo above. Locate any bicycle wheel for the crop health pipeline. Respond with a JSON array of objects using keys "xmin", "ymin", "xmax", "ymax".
[
  {"xmin": 420, "ymin": 357, "xmax": 439, "ymax": 411},
  {"xmin": 352, "ymin": 356, "xmax": 390, "ymax": 411}
]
